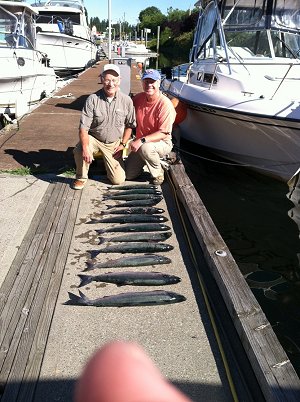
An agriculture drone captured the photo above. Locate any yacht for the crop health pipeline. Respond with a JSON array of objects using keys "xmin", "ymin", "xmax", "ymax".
[
  {"xmin": 0, "ymin": 0, "xmax": 56, "ymax": 117},
  {"xmin": 32, "ymin": 0, "xmax": 97, "ymax": 75},
  {"xmin": 161, "ymin": 0, "xmax": 300, "ymax": 181}
]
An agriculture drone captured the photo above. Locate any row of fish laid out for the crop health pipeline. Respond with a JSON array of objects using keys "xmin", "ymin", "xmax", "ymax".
[{"xmin": 65, "ymin": 183, "xmax": 186, "ymax": 307}]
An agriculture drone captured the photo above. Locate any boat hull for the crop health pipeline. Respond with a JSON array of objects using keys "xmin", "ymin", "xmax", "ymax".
[
  {"xmin": 0, "ymin": 49, "xmax": 56, "ymax": 116},
  {"xmin": 162, "ymin": 75, "xmax": 300, "ymax": 182},
  {"xmin": 178, "ymin": 101, "xmax": 300, "ymax": 181},
  {"xmin": 36, "ymin": 32, "xmax": 97, "ymax": 74}
]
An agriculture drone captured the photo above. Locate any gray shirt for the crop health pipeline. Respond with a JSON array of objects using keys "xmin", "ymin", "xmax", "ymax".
[{"xmin": 79, "ymin": 88, "xmax": 136, "ymax": 143}]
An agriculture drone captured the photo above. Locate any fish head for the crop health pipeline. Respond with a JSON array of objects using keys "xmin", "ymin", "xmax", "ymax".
[
  {"xmin": 157, "ymin": 255, "xmax": 172, "ymax": 264},
  {"xmin": 164, "ymin": 274, "xmax": 181, "ymax": 284},
  {"xmin": 167, "ymin": 291, "xmax": 186, "ymax": 303}
]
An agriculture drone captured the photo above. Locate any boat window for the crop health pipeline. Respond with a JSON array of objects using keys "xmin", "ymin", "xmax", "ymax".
[
  {"xmin": 31, "ymin": 0, "xmax": 83, "ymax": 11},
  {"xmin": 0, "ymin": 8, "xmax": 17, "ymax": 46},
  {"xmin": 19, "ymin": 12, "xmax": 34, "ymax": 49},
  {"xmin": 271, "ymin": 31, "xmax": 300, "ymax": 59},
  {"xmin": 221, "ymin": 0, "xmax": 265, "ymax": 29},
  {"xmin": 225, "ymin": 30, "xmax": 299, "ymax": 59},
  {"xmin": 225, "ymin": 31, "xmax": 271, "ymax": 57},
  {"xmin": 273, "ymin": 0, "xmax": 300, "ymax": 32},
  {"xmin": 195, "ymin": 1, "xmax": 218, "ymax": 58},
  {"xmin": 36, "ymin": 11, "xmax": 80, "ymax": 25}
]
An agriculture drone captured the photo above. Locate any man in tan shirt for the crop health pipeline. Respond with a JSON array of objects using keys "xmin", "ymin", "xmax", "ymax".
[{"xmin": 72, "ymin": 64, "xmax": 136, "ymax": 190}]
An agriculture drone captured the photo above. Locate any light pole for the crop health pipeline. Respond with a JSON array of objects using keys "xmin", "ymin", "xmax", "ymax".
[{"xmin": 108, "ymin": 0, "xmax": 111, "ymax": 61}]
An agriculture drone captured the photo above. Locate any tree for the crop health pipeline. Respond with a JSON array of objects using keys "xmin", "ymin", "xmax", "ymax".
[{"xmin": 138, "ymin": 7, "xmax": 166, "ymax": 34}]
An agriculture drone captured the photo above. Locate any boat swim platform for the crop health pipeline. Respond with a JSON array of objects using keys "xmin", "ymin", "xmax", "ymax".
[{"xmin": 0, "ymin": 62, "xmax": 299, "ymax": 401}]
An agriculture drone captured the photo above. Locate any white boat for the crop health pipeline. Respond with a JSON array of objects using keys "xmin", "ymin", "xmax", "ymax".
[
  {"xmin": 0, "ymin": 0, "xmax": 56, "ymax": 117},
  {"xmin": 161, "ymin": 0, "xmax": 300, "ymax": 181},
  {"xmin": 123, "ymin": 42, "xmax": 150, "ymax": 55},
  {"xmin": 32, "ymin": 0, "xmax": 97, "ymax": 75}
]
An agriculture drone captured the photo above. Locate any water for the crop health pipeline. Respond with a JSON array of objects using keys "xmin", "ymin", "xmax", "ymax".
[
  {"xmin": 150, "ymin": 51, "xmax": 300, "ymax": 373},
  {"xmin": 178, "ymin": 140, "xmax": 300, "ymax": 375}
]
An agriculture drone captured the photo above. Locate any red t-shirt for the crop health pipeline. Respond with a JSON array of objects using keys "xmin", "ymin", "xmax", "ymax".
[{"xmin": 133, "ymin": 92, "xmax": 176, "ymax": 140}]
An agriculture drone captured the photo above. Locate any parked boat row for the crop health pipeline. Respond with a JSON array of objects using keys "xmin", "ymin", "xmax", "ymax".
[
  {"xmin": 0, "ymin": 0, "xmax": 97, "ymax": 117},
  {"xmin": 161, "ymin": 0, "xmax": 300, "ymax": 182}
]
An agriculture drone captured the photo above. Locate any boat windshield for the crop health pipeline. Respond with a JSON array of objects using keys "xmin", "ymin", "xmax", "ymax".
[
  {"xmin": 31, "ymin": 0, "xmax": 84, "ymax": 11},
  {"xmin": 193, "ymin": 0, "xmax": 300, "ymax": 61},
  {"xmin": 0, "ymin": 6, "xmax": 35, "ymax": 49},
  {"xmin": 225, "ymin": 30, "xmax": 300, "ymax": 59},
  {"xmin": 35, "ymin": 11, "xmax": 80, "ymax": 25},
  {"xmin": 221, "ymin": 0, "xmax": 300, "ymax": 33}
]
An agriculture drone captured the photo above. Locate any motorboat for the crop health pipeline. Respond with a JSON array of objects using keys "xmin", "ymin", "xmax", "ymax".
[
  {"xmin": 32, "ymin": 0, "xmax": 97, "ymax": 75},
  {"xmin": 161, "ymin": 0, "xmax": 300, "ymax": 182},
  {"xmin": 0, "ymin": 0, "xmax": 57, "ymax": 117},
  {"xmin": 123, "ymin": 42, "xmax": 151, "ymax": 55}
]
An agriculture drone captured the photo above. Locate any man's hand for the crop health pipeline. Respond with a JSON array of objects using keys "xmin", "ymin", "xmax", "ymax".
[
  {"xmin": 82, "ymin": 146, "xmax": 93, "ymax": 164},
  {"xmin": 130, "ymin": 139, "xmax": 143, "ymax": 153},
  {"xmin": 113, "ymin": 144, "xmax": 123, "ymax": 159}
]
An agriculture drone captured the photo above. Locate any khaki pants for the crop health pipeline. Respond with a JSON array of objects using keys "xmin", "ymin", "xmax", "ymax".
[
  {"xmin": 125, "ymin": 140, "xmax": 173, "ymax": 180},
  {"xmin": 73, "ymin": 136, "xmax": 125, "ymax": 185}
]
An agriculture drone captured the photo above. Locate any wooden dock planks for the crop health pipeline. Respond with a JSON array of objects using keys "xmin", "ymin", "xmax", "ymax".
[
  {"xmin": 169, "ymin": 160, "xmax": 300, "ymax": 401},
  {"xmin": 0, "ymin": 178, "xmax": 81, "ymax": 401}
]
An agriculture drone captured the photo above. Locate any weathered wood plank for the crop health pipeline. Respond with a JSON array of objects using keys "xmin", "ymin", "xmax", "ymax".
[
  {"xmin": 0, "ymin": 181, "xmax": 73, "ymax": 400},
  {"xmin": 169, "ymin": 161, "xmax": 300, "ymax": 401},
  {"xmin": 0, "ymin": 182, "xmax": 67, "ymax": 355},
  {"xmin": 15, "ymin": 188, "xmax": 81, "ymax": 402},
  {"xmin": 0, "ymin": 234, "xmax": 63, "ymax": 402},
  {"xmin": 0, "ymin": 181, "xmax": 60, "ymax": 314}
]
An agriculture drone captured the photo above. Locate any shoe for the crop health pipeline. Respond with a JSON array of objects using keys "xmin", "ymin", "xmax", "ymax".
[
  {"xmin": 72, "ymin": 179, "xmax": 86, "ymax": 190},
  {"xmin": 151, "ymin": 175, "xmax": 164, "ymax": 185}
]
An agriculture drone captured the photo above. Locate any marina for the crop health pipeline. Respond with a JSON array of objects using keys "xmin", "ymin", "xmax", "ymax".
[{"xmin": 0, "ymin": 58, "xmax": 300, "ymax": 401}]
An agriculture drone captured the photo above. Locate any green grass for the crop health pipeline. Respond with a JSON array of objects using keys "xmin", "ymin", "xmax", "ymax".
[
  {"xmin": 0, "ymin": 166, "xmax": 33, "ymax": 175},
  {"xmin": 0, "ymin": 166, "xmax": 76, "ymax": 176}
]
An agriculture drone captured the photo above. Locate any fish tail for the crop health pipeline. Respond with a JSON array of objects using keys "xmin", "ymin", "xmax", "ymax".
[
  {"xmin": 98, "ymin": 236, "xmax": 105, "ymax": 245},
  {"xmin": 95, "ymin": 228, "xmax": 104, "ymax": 234},
  {"xmin": 84, "ymin": 259, "xmax": 95, "ymax": 271},
  {"xmin": 64, "ymin": 291, "xmax": 87, "ymax": 305},
  {"xmin": 78, "ymin": 274, "xmax": 92, "ymax": 287},
  {"xmin": 89, "ymin": 250, "xmax": 101, "ymax": 259},
  {"xmin": 87, "ymin": 218, "xmax": 99, "ymax": 224},
  {"xmin": 106, "ymin": 204, "xmax": 114, "ymax": 210}
]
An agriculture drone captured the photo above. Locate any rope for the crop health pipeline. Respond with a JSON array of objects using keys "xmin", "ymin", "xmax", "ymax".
[{"xmin": 166, "ymin": 168, "xmax": 240, "ymax": 402}]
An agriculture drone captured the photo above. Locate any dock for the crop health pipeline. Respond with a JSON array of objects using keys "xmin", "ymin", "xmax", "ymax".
[{"xmin": 0, "ymin": 60, "xmax": 299, "ymax": 401}]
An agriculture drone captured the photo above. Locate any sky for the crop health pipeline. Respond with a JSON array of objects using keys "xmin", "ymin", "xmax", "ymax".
[{"xmin": 84, "ymin": 0, "xmax": 194, "ymax": 25}]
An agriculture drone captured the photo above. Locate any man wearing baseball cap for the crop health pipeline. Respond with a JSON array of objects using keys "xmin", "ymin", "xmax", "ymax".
[
  {"xmin": 72, "ymin": 63, "xmax": 136, "ymax": 189},
  {"xmin": 123, "ymin": 69, "xmax": 176, "ymax": 185}
]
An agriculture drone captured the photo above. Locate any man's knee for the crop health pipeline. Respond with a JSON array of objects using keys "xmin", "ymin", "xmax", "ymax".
[{"xmin": 108, "ymin": 172, "xmax": 126, "ymax": 185}]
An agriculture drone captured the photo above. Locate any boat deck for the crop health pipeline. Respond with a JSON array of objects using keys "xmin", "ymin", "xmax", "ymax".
[{"xmin": 0, "ymin": 61, "xmax": 299, "ymax": 401}]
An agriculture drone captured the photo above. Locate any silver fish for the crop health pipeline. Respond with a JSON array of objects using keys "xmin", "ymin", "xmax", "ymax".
[
  {"xmin": 104, "ymin": 189, "xmax": 162, "ymax": 196},
  {"xmin": 65, "ymin": 289, "xmax": 186, "ymax": 307},
  {"xmin": 89, "ymin": 215, "xmax": 168, "ymax": 224},
  {"xmin": 106, "ymin": 197, "xmax": 163, "ymax": 208},
  {"xmin": 107, "ymin": 184, "xmax": 158, "ymax": 190},
  {"xmin": 90, "ymin": 243, "xmax": 174, "ymax": 258},
  {"xmin": 103, "ymin": 193, "xmax": 161, "ymax": 201},
  {"xmin": 78, "ymin": 271, "xmax": 181, "ymax": 287},
  {"xmin": 99, "ymin": 232, "xmax": 172, "ymax": 244},
  {"xmin": 85, "ymin": 254, "xmax": 172, "ymax": 271},
  {"xmin": 100, "ymin": 207, "xmax": 165, "ymax": 215},
  {"xmin": 96, "ymin": 223, "xmax": 171, "ymax": 234}
]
